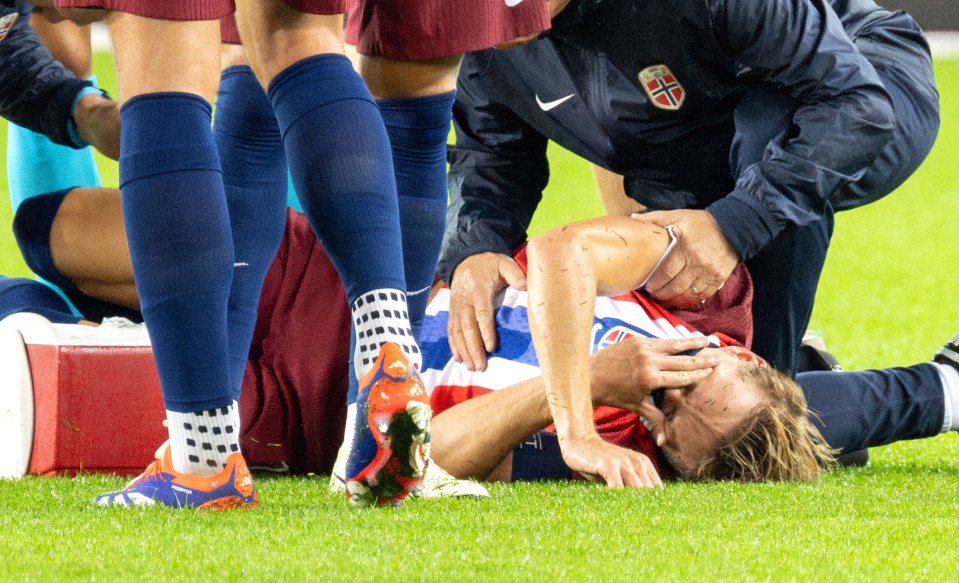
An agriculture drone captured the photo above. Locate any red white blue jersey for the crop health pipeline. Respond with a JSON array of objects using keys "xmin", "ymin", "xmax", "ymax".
[
  {"xmin": 419, "ymin": 265, "xmax": 732, "ymax": 479},
  {"xmin": 420, "ymin": 286, "xmax": 722, "ymax": 400}
]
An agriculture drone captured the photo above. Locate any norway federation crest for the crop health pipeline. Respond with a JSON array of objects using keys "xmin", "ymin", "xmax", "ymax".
[
  {"xmin": 0, "ymin": 12, "xmax": 19, "ymax": 44},
  {"xmin": 639, "ymin": 64, "xmax": 685, "ymax": 111}
]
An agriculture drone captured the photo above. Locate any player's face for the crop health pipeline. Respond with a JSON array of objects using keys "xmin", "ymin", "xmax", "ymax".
[{"xmin": 655, "ymin": 347, "xmax": 765, "ymax": 477}]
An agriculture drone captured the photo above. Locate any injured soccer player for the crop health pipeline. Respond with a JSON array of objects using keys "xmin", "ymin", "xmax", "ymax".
[
  {"xmin": 423, "ymin": 217, "xmax": 830, "ymax": 485},
  {"xmin": 2, "ymin": 187, "xmax": 957, "ymax": 490}
]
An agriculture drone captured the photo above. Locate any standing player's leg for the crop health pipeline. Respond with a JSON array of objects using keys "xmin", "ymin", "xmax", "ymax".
[
  {"xmin": 93, "ymin": 14, "xmax": 255, "ymax": 509},
  {"xmin": 234, "ymin": 0, "xmax": 428, "ymax": 506},
  {"xmin": 361, "ymin": 56, "xmax": 461, "ymax": 342},
  {"xmin": 214, "ymin": 38, "xmax": 288, "ymax": 403}
]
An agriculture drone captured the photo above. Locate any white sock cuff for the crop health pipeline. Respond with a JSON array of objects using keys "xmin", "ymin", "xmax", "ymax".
[{"xmin": 934, "ymin": 362, "xmax": 959, "ymax": 433}]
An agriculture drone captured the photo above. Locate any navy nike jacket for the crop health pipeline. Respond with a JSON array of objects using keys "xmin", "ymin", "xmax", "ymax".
[
  {"xmin": 441, "ymin": 0, "xmax": 912, "ymax": 281},
  {"xmin": 0, "ymin": 0, "xmax": 95, "ymax": 148}
]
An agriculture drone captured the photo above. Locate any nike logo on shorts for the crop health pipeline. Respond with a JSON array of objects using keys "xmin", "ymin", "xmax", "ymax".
[
  {"xmin": 535, "ymin": 94, "xmax": 575, "ymax": 112},
  {"xmin": 505, "ymin": 0, "xmax": 524, "ymax": 6}
]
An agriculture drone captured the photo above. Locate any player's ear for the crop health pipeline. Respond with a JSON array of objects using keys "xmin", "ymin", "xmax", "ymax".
[{"xmin": 719, "ymin": 345, "xmax": 765, "ymax": 366}]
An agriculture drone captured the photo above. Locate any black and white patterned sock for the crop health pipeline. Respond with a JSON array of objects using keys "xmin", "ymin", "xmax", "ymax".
[
  {"xmin": 351, "ymin": 288, "xmax": 421, "ymax": 379},
  {"xmin": 167, "ymin": 402, "xmax": 240, "ymax": 476}
]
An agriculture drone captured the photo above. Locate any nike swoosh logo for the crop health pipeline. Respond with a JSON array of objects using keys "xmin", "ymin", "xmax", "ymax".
[
  {"xmin": 505, "ymin": 0, "xmax": 524, "ymax": 6},
  {"xmin": 535, "ymin": 93, "xmax": 575, "ymax": 112}
]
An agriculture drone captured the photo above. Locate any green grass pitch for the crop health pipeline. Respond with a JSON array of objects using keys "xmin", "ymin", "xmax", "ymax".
[{"xmin": 0, "ymin": 53, "xmax": 958, "ymax": 580}]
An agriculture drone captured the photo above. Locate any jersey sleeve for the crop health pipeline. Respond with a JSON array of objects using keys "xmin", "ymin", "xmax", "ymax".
[
  {"xmin": 0, "ymin": 2, "xmax": 94, "ymax": 148},
  {"xmin": 439, "ymin": 50, "xmax": 550, "ymax": 283},
  {"xmin": 705, "ymin": 0, "xmax": 895, "ymax": 261}
]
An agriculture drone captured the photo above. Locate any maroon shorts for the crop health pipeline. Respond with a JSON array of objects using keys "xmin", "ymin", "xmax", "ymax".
[
  {"xmin": 56, "ymin": 0, "xmax": 344, "ymax": 22},
  {"xmin": 238, "ymin": 208, "xmax": 352, "ymax": 475},
  {"xmin": 345, "ymin": 0, "xmax": 550, "ymax": 59},
  {"xmin": 220, "ymin": 14, "xmax": 241, "ymax": 44},
  {"xmin": 56, "ymin": 0, "xmax": 232, "ymax": 20}
]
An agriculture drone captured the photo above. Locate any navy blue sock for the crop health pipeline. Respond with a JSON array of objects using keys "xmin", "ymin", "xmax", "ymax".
[
  {"xmin": 120, "ymin": 92, "xmax": 233, "ymax": 412},
  {"xmin": 268, "ymin": 54, "xmax": 405, "ymax": 302},
  {"xmin": 379, "ymin": 91, "xmax": 455, "ymax": 341},
  {"xmin": 214, "ymin": 66, "xmax": 288, "ymax": 402}
]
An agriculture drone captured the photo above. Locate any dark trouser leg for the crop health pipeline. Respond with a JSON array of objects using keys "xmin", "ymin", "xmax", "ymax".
[
  {"xmin": 836, "ymin": 26, "xmax": 940, "ymax": 210},
  {"xmin": 798, "ymin": 363, "xmax": 944, "ymax": 453},
  {"xmin": 745, "ymin": 212, "xmax": 833, "ymax": 375},
  {"xmin": 731, "ymin": 86, "xmax": 832, "ymax": 374}
]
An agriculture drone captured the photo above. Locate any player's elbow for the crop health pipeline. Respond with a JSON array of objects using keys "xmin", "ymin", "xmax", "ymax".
[{"xmin": 527, "ymin": 225, "xmax": 590, "ymax": 271}]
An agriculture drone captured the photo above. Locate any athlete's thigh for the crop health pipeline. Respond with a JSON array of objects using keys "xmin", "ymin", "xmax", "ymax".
[
  {"xmin": 234, "ymin": 0, "xmax": 345, "ymax": 87},
  {"xmin": 106, "ymin": 13, "xmax": 221, "ymax": 102}
]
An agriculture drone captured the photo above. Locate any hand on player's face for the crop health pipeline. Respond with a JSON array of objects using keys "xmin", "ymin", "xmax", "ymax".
[
  {"xmin": 642, "ymin": 347, "xmax": 765, "ymax": 476},
  {"xmin": 590, "ymin": 336, "xmax": 720, "ymax": 414}
]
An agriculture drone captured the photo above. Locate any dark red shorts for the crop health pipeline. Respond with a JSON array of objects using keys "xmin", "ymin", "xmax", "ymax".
[
  {"xmin": 56, "ymin": 0, "xmax": 344, "ymax": 22},
  {"xmin": 345, "ymin": 0, "xmax": 550, "ymax": 59},
  {"xmin": 56, "ymin": 0, "xmax": 232, "ymax": 20},
  {"xmin": 220, "ymin": 14, "xmax": 241, "ymax": 44},
  {"xmin": 238, "ymin": 209, "xmax": 352, "ymax": 475}
]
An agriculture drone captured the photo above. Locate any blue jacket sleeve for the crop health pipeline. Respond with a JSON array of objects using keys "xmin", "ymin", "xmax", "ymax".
[
  {"xmin": 0, "ymin": 1, "xmax": 94, "ymax": 148},
  {"xmin": 705, "ymin": 0, "xmax": 895, "ymax": 260},
  {"xmin": 439, "ymin": 52, "xmax": 550, "ymax": 283}
]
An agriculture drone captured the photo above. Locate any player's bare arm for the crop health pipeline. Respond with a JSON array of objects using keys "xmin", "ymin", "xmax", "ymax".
[{"xmin": 524, "ymin": 215, "xmax": 686, "ymax": 488}]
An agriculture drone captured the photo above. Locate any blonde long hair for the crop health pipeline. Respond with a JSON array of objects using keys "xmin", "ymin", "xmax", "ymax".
[{"xmin": 692, "ymin": 365, "xmax": 837, "ymax": 482}]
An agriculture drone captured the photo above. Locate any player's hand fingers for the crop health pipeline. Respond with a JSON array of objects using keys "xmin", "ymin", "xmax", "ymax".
[
  {"xmin": 641, "ymin": 457, "xmax": 663, "ymax": 488},
  {"xmin": 638, "ymin": 399, "xmax": 667, "ymax": 447},
  {"xmin": 654, "ymin": 366, "xmax": 714, "ymax": 388},
  {"xmin": 446, "ymin": 308, "xmax": 471, "ymax": 366},
  {"xmin": 620, "ymin": 459, "xmax": 646, "ymax": 489},
  {"xmin": 602, "ymin": 464, "xmax": 625, "ymax": 489},
  {"xmin": 642, "ymin": 247, "xmax": 686, "ymax": 299}
]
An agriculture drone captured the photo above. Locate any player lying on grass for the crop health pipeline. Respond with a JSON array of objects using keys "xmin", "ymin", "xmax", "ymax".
[
  {"xmin": 2, "ymin": 186, "xmax": 821, "ymax": 485},
  {"xmin": 4, "ymin": 186, "xmax": 958, "ymax": 488}
]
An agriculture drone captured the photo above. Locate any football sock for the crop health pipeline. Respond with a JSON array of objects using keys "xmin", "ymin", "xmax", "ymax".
[
  {"xmin": 167, "ymin": 402, "xmax": 240, "ymax": 476},
  {"xmin": 120, "ymin": 93, "xmax": 234, "ymax": 460},
  {"xmin": 933, "ymin": 363, "xmax": 959, "ymax": 432},
  {"xmin": 6, "ymin": 77, "xmax": 102, "ymax": 210},
  {"xmin": 378, "ymin": 91, "xmax": 455, "ymax": 341},
  {"xmin": 351, "ymin": 289, "xmax": 421, "ymax": 379},
  {"xmin": 214, "ymin": 65, "xmax": 288, "ymax": 402},
  {"xmin": 268, "ymin": 55, "xmax": 419, "ymax": 378}
]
